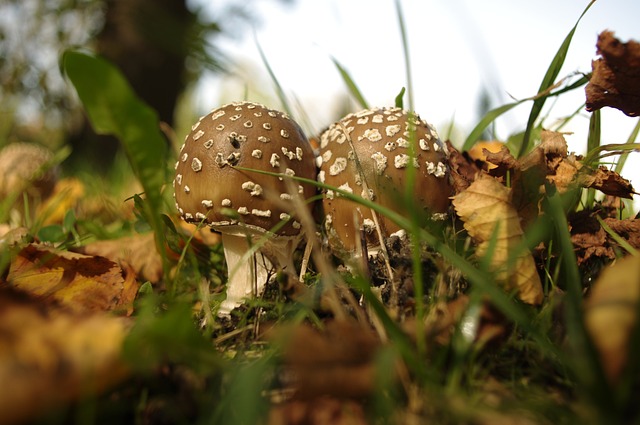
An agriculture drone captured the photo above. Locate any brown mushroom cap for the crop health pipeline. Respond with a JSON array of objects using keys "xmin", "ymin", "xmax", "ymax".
[
  {"xmin": 0, "ymin": 142, "xmax": 57, "ymax": 201},
  {"xmin": 318, "ymin": 107, "xmax": 452, "ymax": 254},
  {"xmin": 173, "ymin": 101, "xmax": 316, "ymax": 237}
]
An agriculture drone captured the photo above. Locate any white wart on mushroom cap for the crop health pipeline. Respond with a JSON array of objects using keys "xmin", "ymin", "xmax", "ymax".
[
  {"xmin": 318, "ymin": 106, "xmax": 452, "ymax": 255},
  {"xmin": 173, "ymin": 101, "xmax": 316, "ymax": 236}
]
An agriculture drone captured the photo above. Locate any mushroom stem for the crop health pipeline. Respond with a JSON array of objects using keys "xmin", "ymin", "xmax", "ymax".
[{"xmin": 218, "ymin": 232, "xmax": 273, "ymax": 316}]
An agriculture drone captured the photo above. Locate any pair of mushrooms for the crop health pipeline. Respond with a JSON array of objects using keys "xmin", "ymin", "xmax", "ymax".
[{"xmin": 174, "ymin": 101, "xmax": 451, "ymax": 315}]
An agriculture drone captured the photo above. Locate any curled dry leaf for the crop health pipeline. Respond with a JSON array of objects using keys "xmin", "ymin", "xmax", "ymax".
[
  {"xmin": 0, "ymin": 287, "xmax": 129, "ymax": 425},
  {"xmin": 452, "ymin": 174, "xmax": 543, "ymax": 305},
  {"xmin": 570, "ymin": 212, "xmax": 640, "ymax": 265},
  {"xmin": 585, "ymin": 31, "xmax": 640, "ymax": 117},
  {"xmin": 7, "ymin": 243, "xmax": 140, "ymax": 315},
  {"xmin": 446, "ymin": 140, "xmax": 482, "ymax": 194},
  {"xmin": 584, "ymin": 255, "xmax": 640, "ymax": 385}
]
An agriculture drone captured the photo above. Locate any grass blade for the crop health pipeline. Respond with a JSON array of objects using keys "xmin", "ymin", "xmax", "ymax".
[
  {"xmin": 585, "ymin": 109, "xmax": 601, "ymax": 208},
  {"xmin": 463, "ymin": 73, "xmax": 589, "ymax": 151},
  {"xmin": 518, "ymin": 1, "xmax": 595, "ymax": 157},
  {"xmin": 255, "ymin": 34, "xmax": 292, "ymax": 117},
  {"xmin": 394, "ymin": 0, "xmax": 414, "ymax": 111},
  {"xmin": 331, "ymin": 57, "xmax": 369, "ymax": 110},
  {"xmin": 395, "ymin": 87, "xmax": 405, "ymax": 109},
  {"xmin": 614, "ymin": 118, "xmax": 640, "ymax": 174}
]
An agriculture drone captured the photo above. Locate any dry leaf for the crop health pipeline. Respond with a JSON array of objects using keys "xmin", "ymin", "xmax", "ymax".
[
  {"xmin": 585, "ymin": 31, "xmax": 640, "ymax": 117},
  {"xmin": 0, "ymin": 287, "xmax": 129, "ymax": 425},
  {"xmin": 7, "ymin": 244, "xmax": 139, "ymax": 314},
  {"xmin": 468, "ymin": 140, "xmax": 508, "ymax": 171},
  {"xmin": 412, "ymin": 295, "xmax": 508, "ymax": 348},
  {"xmin": 446, "ymin": 141, "xmax": 482, "ymax": 194},
  {"xmin": 79, "ymin": 233, "xmax": 164, "ymax": 283},
  {"xmin": 268, "ymin": 397, "xmax": 367, "ymax": 425},
  {"xmin": 37, "ymin": 177, "xmax": 85, "ymax": 225},
  {"xmin": 584, "ymin": 255, "xmax": 640, "ymax": 384},
  {"xmin": 274, "ymin": 320, "xmax": 382, "ymax": 400},
  {"xmin": 452, "ymin": 174, "xmax": 543, "ymax": 305},
  {"xmin": 569, "ymin": 211, "xmax": 640, "ymax": 265}
]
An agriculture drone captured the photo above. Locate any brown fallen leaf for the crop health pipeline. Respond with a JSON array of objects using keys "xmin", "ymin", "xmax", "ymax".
[
  {"xmin": 79, "ymin": 232, "xmax": 164, "ymax": 284},
  {"xmin": 570, "ymin": 211, "xmax": 640, "ymax": 265},
  {"xmin": 274, "ymin": 320, "xmax": 382, "ymax": 400},
  {"xmin": 446, "ymin": 140, "xmax": 482, "ymax": 194},
  {"xmin": 6, "ymin": 243, "xmax": 139, "ymax": 315},
  {"xmin": 585, "ymin": 31, "xmax": 640, "ymax": 117},
  {"xmin": 0, "ymin": 286, "xmax": 130, "ymax": 425},
  {"xmin": 452, "ymin": 174, "xmax": 543, "ymax": 305},
  {"xmin": 584, "ymin": 255, "xmax": 640, "ymax": 385},
  {"xmin": 404, "ymin": 295, "xmax": 509, "ymax": 349},
  {"xmin": 268, "ymin": 396, "xmax": 368, "ymax": 425}
]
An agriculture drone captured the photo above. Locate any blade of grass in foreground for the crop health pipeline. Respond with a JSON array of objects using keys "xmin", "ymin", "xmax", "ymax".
[
  {"xmin": 585, "ymin": 109, "xmax": 601, "ymax": 208},
  {"xmin": 518, "ymin": 0, "xmax": 595, "ymax": 157},
  {"xmin": 331, "ymin": 57, "xmax": 369, "ymax": 110},
  {"xmin": 62, "ymin": 50, "xmax": 170, "ymax": 277},
  {"xmin": 545, "ymin": 185, "xmax": 617, "ymax": 419}
]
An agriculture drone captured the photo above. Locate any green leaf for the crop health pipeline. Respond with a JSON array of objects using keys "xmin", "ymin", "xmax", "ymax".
[
  {"xmin": 518, "ymin": 1, "xmax": 595, "ymax": 157},
  {"xmin": 463, "ymin": 100, "xmax": 528, "ymax": 151},
  {"xmin": 331, "ymin": 57, "xmax": 369, "ymax": 110},
  {"xmin": 62, "ymin": 50, "xmax": 169, "ymax": 276},
  {"xmin": 37, "ymin": 224, "xmax": 66, "ymax": 243}
]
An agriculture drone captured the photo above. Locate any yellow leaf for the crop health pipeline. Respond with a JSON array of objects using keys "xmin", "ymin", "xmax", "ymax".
[
  {"xmin": 0, "ymin": 288, "xmax": 129, "ymax": 424},
  {"xmin": 584, "ymin": 255, "xmax": 640, "ymax": 385},
  {"xmin": 452, "ymin": 174, "xmax": 543, "ymax": 305},
  {"xmin": 7, "ymin": 244, "xmax": 139, "ymax": 314}
]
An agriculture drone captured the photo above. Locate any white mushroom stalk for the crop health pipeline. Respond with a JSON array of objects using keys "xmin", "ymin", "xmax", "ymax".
[{"xmin": 173, "ymin": 101, "xmax": 317, "ymax": 316}]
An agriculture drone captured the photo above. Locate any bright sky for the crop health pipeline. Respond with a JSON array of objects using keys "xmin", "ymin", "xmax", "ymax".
[{"xmin": 197, "ymin": 0, "xmax": 640, "ymax": 208}]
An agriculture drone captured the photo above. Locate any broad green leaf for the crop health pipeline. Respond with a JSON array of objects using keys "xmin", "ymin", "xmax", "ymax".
[
  {"xmin": 331, "ymin": 57, "xmax": 369, "ymax": 110},
  {"xmin": 62, "ymin": 50, "xmax": 169, "ymax": 275},
  {"xmin": 519, "ymin": 1, "xmax": 595, "ymax": 157}
]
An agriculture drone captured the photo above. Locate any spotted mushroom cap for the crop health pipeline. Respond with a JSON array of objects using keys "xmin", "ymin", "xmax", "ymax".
[
  {"xmin": 318, "ymin": 106, "xmax": 452, "ymax": 253},
  {"xmin": 173, "ymin": 101, "xmax": 316, "ymax": 237}
]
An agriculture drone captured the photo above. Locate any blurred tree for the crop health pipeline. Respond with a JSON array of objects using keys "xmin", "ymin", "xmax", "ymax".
[{"xmin": 0, "ymin": 0, "xmax": 293, "ymax": 171}]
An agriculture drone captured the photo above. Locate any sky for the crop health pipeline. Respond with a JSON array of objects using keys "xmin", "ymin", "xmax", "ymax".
[{"xmin": 196, "ymin": 0, "xmax": 640, "ymax": 208}]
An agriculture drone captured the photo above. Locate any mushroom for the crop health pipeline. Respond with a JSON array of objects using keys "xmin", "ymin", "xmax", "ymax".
[
  {"xmin": 173, "ymin": 101, "xmax": 317, "ymax": 315},
  {"xmin": 318, "ymin": 106, "xmax": 452, "ymax": 258},
  {"xmin": 0, "ymin": 142, "xmax": 58, "ymax": 217}
]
